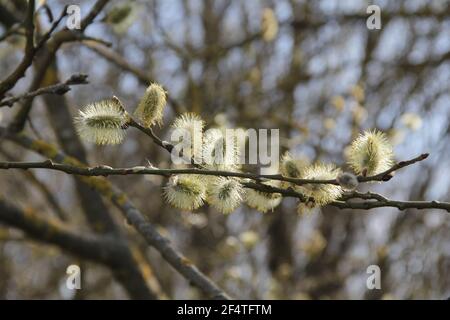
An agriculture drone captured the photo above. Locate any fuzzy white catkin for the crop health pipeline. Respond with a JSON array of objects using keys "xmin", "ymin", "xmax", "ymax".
[
  {"xmin": 207, "ymin": 177, "xmax": 244, "ymax": 214},
  {"xmin": 347, "ymin": 130, "xmax": 394, "ymax": 176},
  {"xmin": 163, "ymin": 175, "xmax": 206, "ymax": 211},
  {"xmin": 74, "ymin": 97, "xmax": 128, "ymax": 145},
  {"xmin": 280, "ymin": 152, "xmax": 308, "ymax": 188},
  {"xmin": 299, "ymin": 163, "xmax": 343, "ymax": 207},
  {"xmin": 245, "ymin": 180, "xmax": 282, "ymax": 213},
  {"xmin": 202, "ymin": 128, "xmax": 241, "ymax": 171}
]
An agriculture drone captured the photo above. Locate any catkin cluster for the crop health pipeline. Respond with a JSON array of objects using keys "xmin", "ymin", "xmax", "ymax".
[{"xmin": 74, "ymin": 85, "xmax": 395, "ymax": 215}]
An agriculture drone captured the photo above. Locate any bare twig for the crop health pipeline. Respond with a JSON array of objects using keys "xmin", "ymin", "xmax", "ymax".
[
  {"xmin": 34, "ymin": 5, "xmax": 68, "ymax": 51},
  {"xmin": 335, "ymin": 191, "xmax": 450, "ymax": 212},
  {"xmin": 7, "ymin": 0, "xmax": 111, "ymax": 132},
  {"xmin": 0, "ymin": 74, "xmax": 88, "ymax": 107},
  {"xmin": 0, "ymin": 3, "xmax": 69, "ymax": 100},
  {"xmin": 357, "ymin": 153, "xmax": 430, "ymax": 182},
  {"xmin": 0, "ymin": 156, "xmax": 423, "ymax": 186},
  {"xmin": 0, "ymin": 0, "xmax": 36, "ymax": 99},
  {"xmin": 331, "ymin": 197, "xmax": 450, "ymax": 212},
  {"xmin": 0, "ymin": 159, "xmax": 448, "ymax": 213},
  {"xmin": 128, "ymin": 118, "xmax": 173, "ymax": 153}
]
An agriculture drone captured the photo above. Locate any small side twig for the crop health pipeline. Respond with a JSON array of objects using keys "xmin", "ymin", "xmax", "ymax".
[
  {"xmin": 358, "ymin": 153, "xmax": 430, "ymax": 182},
  {"xmin": 34, "ymin": 5, "xmax": 68, "ymax": 51},
  {"xmin": 128, "ymin": 118, "xmax": 174, "ymax": 153},
  {"xmin": 0, "ymin": 73, "xmax": 88, "ymax": 107}
]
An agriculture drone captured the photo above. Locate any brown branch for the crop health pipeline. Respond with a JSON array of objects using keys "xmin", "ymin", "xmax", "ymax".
[
  {"xmin": 357, "ymin": 153, "xmax": 430, "ymax": 182},
  {"xmin": 0, "ymin": 158, "xmax": 448, "ymax": 213},
  {"xmin": 336, "ymin": 191, "xmax": 450, "ymax": 212},
  {"xmin": 331, "ymin": 198, "xmax": 450, "ymax": 212},
  {"xmin": 7, "ymin": 0, "xmax": 111, "ymax": 132},
  {"xmin": 0, "ymin": 3, "xmax": 69, "ymax": 98},
  {"xmin": 0, "ymin": 73, "xmax": 88, "ymax": 107},
  {"xmin": 0, "ymin": 0, "xmax": 35, "ymax": 99},
  {"xmin": 128, "ymin": 118, "xmax": 173, "ymax": 153},
  {"xmin": 0, "ymin": 199, "xmax": 120, "ymax": 266},
  {"xmin": 0, "ymin": 158, "xmax": 412, "ymax": 185},
  {"xmin": 79, "ymin": 0, "xmax": 110, "ymax": 31},
  {"xmin": 245, "ymin": 182, "xmax": 450, "ymax": 213},
  {"xmin": 34, "ymin": 5, "xmax": 68, "ymax": 51}
]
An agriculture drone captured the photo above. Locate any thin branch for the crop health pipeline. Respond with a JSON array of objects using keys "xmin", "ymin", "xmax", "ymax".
[
  {"xmin": 0, "ymin": 157, "xmax": 421, "ymax": 186},
  {"xmin": 34, "ymin": 5, "xmax": 68, "ymax": 51},
  {"xmin": 336, "ymin": 191, "xmax": 450, "ymax": 212},
  {"xmin": 357, "ymin": 153, "xmax": 430, "ymax": 182},
  {"xmin": 244, "ymin": 182, "xmax": 450, "ymax": 213},
  {"xmin": 331, "ymin": 198, "xmax": 450, "ymax": 212},
  {"xmin": 128, "ymin": 118, "xmax": 173, "ymax": 153},
  {"xmin": 7, "ymin": 0, "xmax": 111, "ymax": 132},
  {"xmin": 0, "ymin": 3, "xmax": 69, "ymax": 100},
  {"xmin": 0, "ymin": 74, "xmax": 88, "ymax": 107},
  {"xmin": 0, "ymin": 0, "xmax": 36, "ymax": 99},
  {"xmin": 0, "ymin": 159, "xmax": 448, "ymax": 213},
  {"xmin": 79, "ymin": 0, "xmax": 110, "ymax": 31}
]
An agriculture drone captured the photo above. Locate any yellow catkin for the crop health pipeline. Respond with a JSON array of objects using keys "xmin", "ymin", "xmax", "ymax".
[
  {"xmin": 134, "ymin": 83, "xmax": 167, "ymax": 127},
  {"xmin": 74, "ymin": 98, "xmax": 128, "ymax": 145},
  {"xmin": 347, "ymin": 129, "xmax": 394, "ymax": 176},
  {"xmin": 299, "ymin": 163, "xmax": 343, "ymax": 207}
]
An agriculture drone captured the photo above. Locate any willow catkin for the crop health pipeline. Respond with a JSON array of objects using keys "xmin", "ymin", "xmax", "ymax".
[
  {"xmin": 299, "ymin": 163, "xmax": 343, "ymax": 207},
  {"xmin": 207, "ymin": 177, "xmax": 244, "ymax": 214},
  {"xmin": 74, "ymin": 97, "xmax": 128, "ymax": 145},
  {"xmin": 347, "ymin": 130, "xmax": 394, "ymax": 176},
  {"xmin": 163, "ymin": 175, "xmax": 206, "ymax": 211},
  {"xmin": 134, "ymin": 83, "xmax": 167, "ymax": 127}
]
